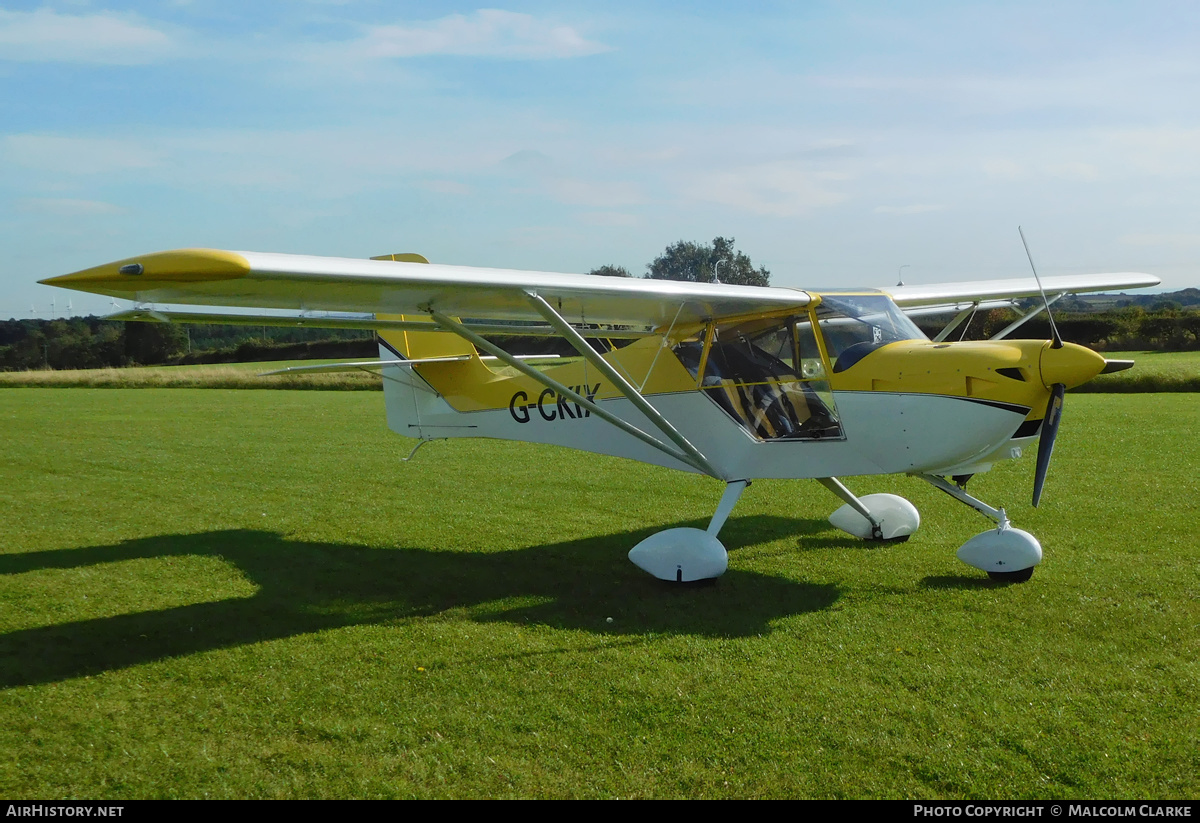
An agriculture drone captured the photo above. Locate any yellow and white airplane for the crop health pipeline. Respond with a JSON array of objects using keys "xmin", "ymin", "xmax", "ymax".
[{"xmin": 41, "ymin": 247, "xmax": 1159, "ymax": 583}]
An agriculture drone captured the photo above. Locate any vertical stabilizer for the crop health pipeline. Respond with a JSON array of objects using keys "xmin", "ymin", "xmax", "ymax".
[
  {"xmin": 376, "ymin": 315, "xmax": 476, "ymax": 361},
  {"xmin": 367, "ymin": 253, "xmax": 476, "ymax": 361}
]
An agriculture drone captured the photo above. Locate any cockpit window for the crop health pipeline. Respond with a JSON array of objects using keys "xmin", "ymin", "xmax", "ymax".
[
  {"xmin": 815, "ymin": 295, "xmax": 927, "ymax": 373},
  {"xmin": 674, "ymin": 316, "xmax": 843, "ymax": 441}
]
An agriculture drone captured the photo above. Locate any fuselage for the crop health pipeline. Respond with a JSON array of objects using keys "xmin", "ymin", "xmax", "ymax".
[{"xmin": 383, "ymin": 294, "xmax": 1107, "ymax": 482}]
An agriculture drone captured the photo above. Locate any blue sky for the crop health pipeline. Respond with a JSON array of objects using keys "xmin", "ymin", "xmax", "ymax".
[{"xmin": 4, "ymin": 1, "xmax": 1198, "ymax": 318}]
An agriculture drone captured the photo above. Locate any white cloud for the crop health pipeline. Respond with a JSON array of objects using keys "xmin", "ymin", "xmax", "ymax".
[
  {"xmin": 685, "ymin": 162, "xmax": 849, "ymax": 218},
  {"xmin": 576, "ymin": 211, "xmax": 637, "ymax": 227},
  {"xmin": 981, "ymin": 158, "xmax": 1027, "ymax": 180},
  {"xmin": 17, "ymin": 198, "xmax": 126, "ymax": 216},
  {"xmin": 4, "ymin": 135, "xmax": 164, "ymax": 174},
  {"xmin": 0, "ymin": 8, "xmax": 174, "ymax": 64},
  {"xmin": 499, "ymin": 149, "xmax": 555, "ymax": 173},
  {"xmin": 873, "ymin": 204, "xmax": 945, "ymax": 215},
  {"xmin": 1120, "ymin": 233, "xmax": 1200, "ymax": 248},
  {"xmin": 1045, "ymin": 162, "xmax": 1099, "ymax": 181},
  {"xmin": 546, "ymin": 177, "xmax": 641, "ymax": 208},
  {"xmin": 1106, "ymin": 129, "xmax": 1200, "ymax": 177},
  {"xmin": 418, "ymin": 180, "xmax": 472, "ymax": 195},
  {"xmin": 355, "ymin": 10, "xmax": 610, "ymax": 60},
  {"xmin": 806, "ymin": 61, "xmax": 1191, "ymax": 119}
]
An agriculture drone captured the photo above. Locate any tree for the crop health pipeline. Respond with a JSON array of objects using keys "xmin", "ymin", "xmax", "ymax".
[
  {"xmin": 124, "ymin": 321, "xmax": 187, "ymax": 365},
  {"xmin": 645, "ymin": 236, "xmax": 770, "ymax": 287},
  {"xmin": 587, "ymin": 264, "xmax": 632, "ymax": 278}
]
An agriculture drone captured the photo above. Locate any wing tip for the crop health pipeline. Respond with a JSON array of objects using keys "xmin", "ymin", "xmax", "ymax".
[{"xmin": 41, "ymin": 249, "xmax": 251, "ymax": 294}]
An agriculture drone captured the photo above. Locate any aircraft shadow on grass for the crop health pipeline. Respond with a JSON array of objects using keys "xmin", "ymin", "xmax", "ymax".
[{"xmin": 0, "ymin": 516, "xmax": 848, "ymax": 688}]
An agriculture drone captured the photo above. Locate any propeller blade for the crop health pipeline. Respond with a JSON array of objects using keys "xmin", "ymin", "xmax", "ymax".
[
  {"xmin": 1100, "ymin": 359, "xmax": 1135, "ymax": 374},
  {"xmin": 1032, "ymin": 383, "xmax": 1066, "ymax": 508}
]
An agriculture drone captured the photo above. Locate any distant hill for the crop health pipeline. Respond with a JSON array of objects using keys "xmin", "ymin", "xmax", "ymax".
[{"xmin": 1069, "ymin": 287, "xmax": 1200, "ymax": 312}]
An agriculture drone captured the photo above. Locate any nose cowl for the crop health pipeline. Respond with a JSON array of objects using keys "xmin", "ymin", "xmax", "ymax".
[{"xmin": 1039, "ymin": 342, "xmax": 1106, "ymax": 389}]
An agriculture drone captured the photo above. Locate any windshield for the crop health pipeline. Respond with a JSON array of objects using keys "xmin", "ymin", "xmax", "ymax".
[{"xmin": 815, "ymin": 295, "xmax": 927, "ymax": 373}]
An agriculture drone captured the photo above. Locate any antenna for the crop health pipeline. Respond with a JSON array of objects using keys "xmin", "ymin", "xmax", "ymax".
[
  {"xmin": 1018, "ymin": 226, "xmax": 1062, "ymax": 348},
  {"xmin": 897, "ymin": 264, "xmax": 910, "ymax": 287}
]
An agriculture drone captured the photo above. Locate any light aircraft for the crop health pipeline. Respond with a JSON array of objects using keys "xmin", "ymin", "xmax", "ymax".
[{"xmin": 41, "ymin": 246, "xmax": 1159, "ymax": 583}]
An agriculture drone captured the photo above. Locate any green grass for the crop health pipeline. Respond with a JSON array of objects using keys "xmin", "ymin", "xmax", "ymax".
[
  {"xmin": 0, "ymin": 360, "xmax": 382, "ymax": 390},
  {"xmin": 0, "ymin": 356, "xmax": 571, "ymax": 391},
  {"xmin": 1076, "ymin": 350, "xmax": 1200, "ymax": 392},
  {"xmin": 1, "ymin": 390, "xmax": 1196, "ymax": 798}
]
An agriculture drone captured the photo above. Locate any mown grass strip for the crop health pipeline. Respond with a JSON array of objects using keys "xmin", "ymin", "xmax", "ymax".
[
  {"xmin": 0, "ymin": 357, "xmax": 573, "ymax": 390},
  {"xmin": 0, "ymin": 390, "xmax": 1196, "ymax": 798},
  {"xmin": 1073, "ymin": 350, "xmax": 1200, "ymax": 392},
  {"xmin": 0, "ymin": 361, "xmax": 382, "ymax": 390}
]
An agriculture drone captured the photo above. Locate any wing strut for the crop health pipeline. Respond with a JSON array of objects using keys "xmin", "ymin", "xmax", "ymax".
[
  {"xmin": 932, "ymin": 303, "xmax": 978, "ymax": 342},
  {"xmin": 989, "ymin": 293, "xmax": 1065, "ymax": 341},
  {"xmin": 427, "ymin": 310, "xmax": 721, "ymax": 478},
  {"xmin": 525, "ymin": 292, "xmax": 725, "ymax": 480}
]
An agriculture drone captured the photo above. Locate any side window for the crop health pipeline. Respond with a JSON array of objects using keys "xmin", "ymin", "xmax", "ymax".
[
  {"xmin": 674, "ymin": 317, "xmax": 843, "ymax": 441},
  {"xmin": 794, "ymin": 316, "xmax": 840, "ymax": 428},
  {"xmin": 795, "ymin": 317, "xmax": 827, "ymax": 379}
]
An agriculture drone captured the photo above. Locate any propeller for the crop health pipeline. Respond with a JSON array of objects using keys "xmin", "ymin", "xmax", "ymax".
[
  {"xmin": 1032, "ymin": 383, "xmax": 1064, "ymax": 507},
  {"xmin": 1100, "ymin": 359, "xmax": 1135, "ymax": 374},
  {"xmin": 1019, "ymin": 226, "xmax": 1066, "ymax": 508}
]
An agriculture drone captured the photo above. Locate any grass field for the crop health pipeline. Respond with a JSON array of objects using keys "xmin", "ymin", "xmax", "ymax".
[
  {"xmin": 0, "ymin": 389, "xmax": 1196, "ymax": 798},
  {"xmin": 1076, "ymin": 350, "xmax": 1200, "ymax": 392},
  {"xmin": 0, "ymin": 359, "xmax": 381, "ymax": 390}
]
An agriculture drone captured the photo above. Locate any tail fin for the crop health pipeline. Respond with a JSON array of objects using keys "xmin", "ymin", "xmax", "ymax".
[
  {"xmin": 369, "ymin": 252, "xmax": 476, "ymax": 361},
  {"xmin": 376, "ymin": 315, "xmax": 476, "ymax": 361}
]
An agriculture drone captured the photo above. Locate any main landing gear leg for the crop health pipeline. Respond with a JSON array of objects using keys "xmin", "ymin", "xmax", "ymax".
[
  {"xmin": 628, "ymin": 480, "xmax": 750, "ymax": 582},
  {"xmin": 819, "ymin": 477, "xmax": 920, "ymax": 542},
  {"xmin": 918, "ymin": 474, "xmax": 1040, "ymax": 582}
]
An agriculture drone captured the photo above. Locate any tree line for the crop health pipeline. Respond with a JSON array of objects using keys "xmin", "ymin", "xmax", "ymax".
[
  {"xmin": 912, "ymin": 304, "xmax": 1200, "ymax": 351},
  {"xmin": 0, "ymin": 317, "xmax": 373, "ymax": 371}
]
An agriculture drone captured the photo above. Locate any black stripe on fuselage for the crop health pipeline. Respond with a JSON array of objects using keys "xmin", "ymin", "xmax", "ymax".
[
  {"xmin": 952, "ymin": 396, "xmax": 1032, "ymax": 416},
  {"xmin": 1012, "ymin": 418, "xmax": 1043, "ymax": 438}
]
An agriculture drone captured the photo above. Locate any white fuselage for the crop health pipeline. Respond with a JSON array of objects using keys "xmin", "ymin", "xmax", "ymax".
[{"xmin": 383, "ymin": 363, "xmax": 1028, "ymax": 481}]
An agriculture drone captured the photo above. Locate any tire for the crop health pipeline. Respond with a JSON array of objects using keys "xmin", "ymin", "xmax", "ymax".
[{"xmin": 987, "ymin": 567, "xmax": 1034, "ymax": 583}]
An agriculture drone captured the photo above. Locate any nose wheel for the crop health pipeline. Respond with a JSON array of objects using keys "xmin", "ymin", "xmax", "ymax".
[
  {"xmin": 920, "ymin": 474, "xmax": 1042, "ymax": 582},
  {"xmin": 988, "ymin": 568, "xmax": 1035, "ymax": 583}
]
